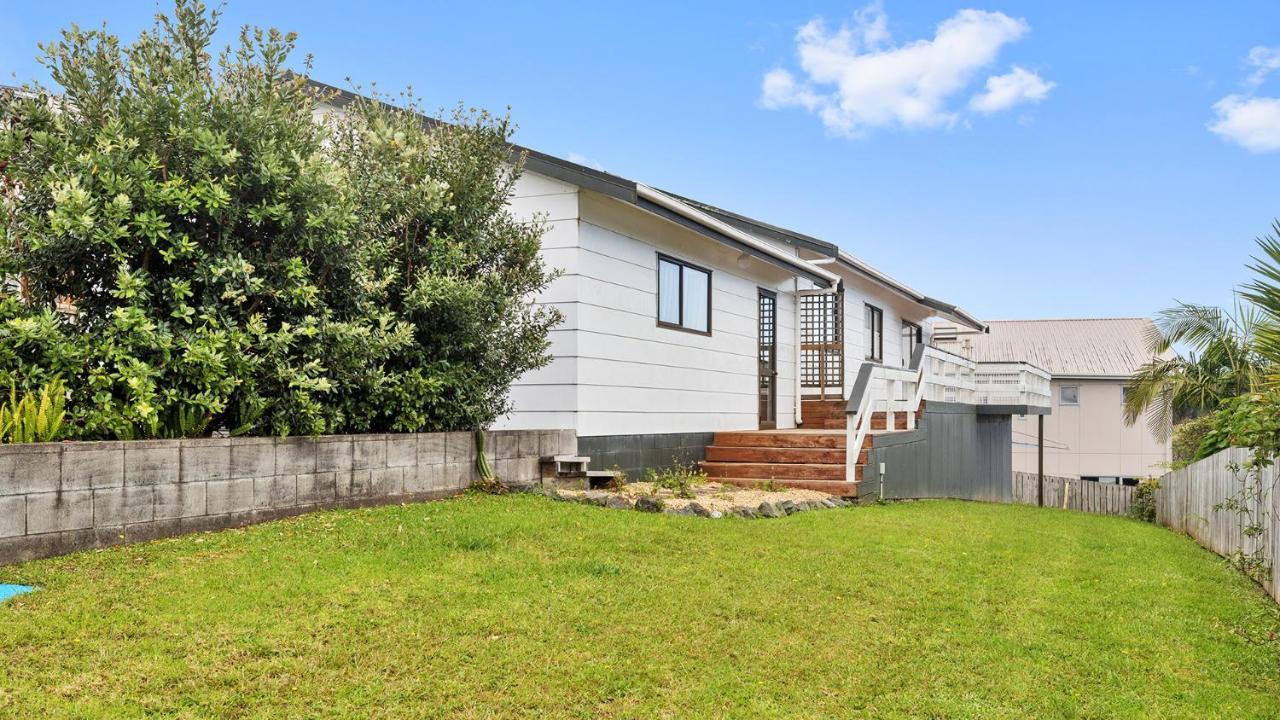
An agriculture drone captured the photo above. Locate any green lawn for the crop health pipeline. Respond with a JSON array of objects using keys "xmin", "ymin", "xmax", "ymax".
[{"xmin": 1, "ymin": 495, "xmax": 1277, "ymax": 719}]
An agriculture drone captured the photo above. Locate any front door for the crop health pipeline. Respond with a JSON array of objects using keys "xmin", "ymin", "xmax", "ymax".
[{"xmin": 758, "ymin": 289, "xmax": 777, "ymax": 429}]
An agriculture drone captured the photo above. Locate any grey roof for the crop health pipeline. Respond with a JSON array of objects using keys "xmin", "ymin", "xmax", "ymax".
[
  {"xmin": 302, "ymin": 79, "xmax": 991, "ymax": 321},
  {"xmin": 958, "ymin": 318, "xmax": 1158, "ymax": 378}
]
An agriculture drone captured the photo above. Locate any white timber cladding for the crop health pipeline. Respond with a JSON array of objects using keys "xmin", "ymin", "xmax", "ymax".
[
  {"xmin": 1011, "ymin": 379, "xmax": 1170, "ymax": 479},
  {"xmin": 495, "ymin": 171, "xmax": 804, "ymax": 436},
  {"xmin": 492, "ymin": 171, "xmax": 582, "ymax": 431}
]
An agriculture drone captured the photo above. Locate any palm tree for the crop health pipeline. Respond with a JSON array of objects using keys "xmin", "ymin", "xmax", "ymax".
[
  {"xmin": 1125, "ymin": 222, "xmax": 1280, "ymax": 440},
  {"xmin": 1123, "ymin": 300, "xmax": 1266, "ymax": 441}
]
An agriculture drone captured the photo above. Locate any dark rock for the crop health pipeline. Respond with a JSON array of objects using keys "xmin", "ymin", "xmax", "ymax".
[
  {"xmin": 686, "ymin": 502, "xmax": 712, "ymax": 518},
  {"xmin": 780, "ymin": 500, "xmax": 800, "ymax": 515},
  {"xmin": 582, "ymin": 491, "xmax": 610, "ymax": 506},
  {"xmin": 634, "ymin": 495, "xmax": 664, "ymax": 513},
  {"xmin": 605, "ymin": 495, "xmax": 634, "ymax": 510},
  {"xmin": 757, "ymin": 502, "xmax": 783, "ymax": 518},
  {"xmin": 736, "ymin": 506, "xmax": 757, "ymax": 518}
]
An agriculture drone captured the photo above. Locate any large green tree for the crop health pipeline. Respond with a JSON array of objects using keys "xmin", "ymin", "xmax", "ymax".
[{"xmin": 0, "ymin": 1, "xmax": 558, "ymax": 438}]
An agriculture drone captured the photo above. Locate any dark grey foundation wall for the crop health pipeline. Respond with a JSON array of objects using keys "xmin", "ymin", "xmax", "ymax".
[
  {"xmin": 863, "ymin": 403, "xmax": 1014, "ymax": 503},
  {"xmin": 577, "ymin": 432, "xmax": 715, "ymax": 481}
]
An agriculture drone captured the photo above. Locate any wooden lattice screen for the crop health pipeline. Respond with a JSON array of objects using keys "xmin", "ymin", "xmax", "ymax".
[{"xmin": 799, "ymin": 291, "xmax": 843, "ymax": 397}]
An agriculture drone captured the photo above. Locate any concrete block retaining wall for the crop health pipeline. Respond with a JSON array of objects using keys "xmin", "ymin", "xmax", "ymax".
[{"xmin": 0, "ymin": 429, "xmax": 575, "ymax": 565}]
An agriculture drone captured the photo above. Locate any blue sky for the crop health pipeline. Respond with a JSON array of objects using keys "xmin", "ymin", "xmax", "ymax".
[{"xmin": 3, "ymin": 1, "xmax": 1278, "ymax": 321}]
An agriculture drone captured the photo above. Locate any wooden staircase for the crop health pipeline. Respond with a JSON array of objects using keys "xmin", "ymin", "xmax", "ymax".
[
  {"xmin": 700, "ymin": 429, "xmax": 880, "ymax": 498},
  {"xmin": 799, "ymin": 398, "xmax": 846, "ymax": 429}
]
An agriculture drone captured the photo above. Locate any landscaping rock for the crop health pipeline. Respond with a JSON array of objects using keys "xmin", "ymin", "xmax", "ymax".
[
  {"xmin": 735, "ymin": 506, "xmax": 756, "ymax": 518},
  {"xmin": 605, "ymin": 495, "xmax": 633, "ymax": 510},
  {"xmin": 582, "ymin": 491, "xmax": 610, "ymax": 507},
  {"xmin": 686, "ymin": 502, "xmax": 712, "ymax": 518},
  {"xmin": 709, "ymin": 510, "xmax": 723, "ymax": 519},
  {"xmin": 780, "ymin": 500, "xmax": 799, "ymax": 515},
  {"xmin": 757, "ymin": 502, "xmax": 783, "ymax": 518},
  {"xmin": 634, "ymin": 495, "xmax": 664, "ymax": 513}
]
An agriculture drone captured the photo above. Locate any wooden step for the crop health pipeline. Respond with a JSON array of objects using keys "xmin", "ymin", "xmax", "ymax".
[
  {"xmin": 868, "ymin": 412, "xmax": 908, "ymax": 431},
  {"xmin": 704, "ymin": 445, "xmax": 846, "ymax": 464},
  {"xmin": 701, "ymin": 461, "xmax": 845, "ymax": 481},
  {"xmin": 712, "ymin": 431, "xmax": 846, "ymax": 449},
  {"xmin": 714, "ymin": 477, "xmax": 863, "ymax": 497},
  {"xmin": 804, "ymin": 418, "xmax": 846, "ymax": 429}
]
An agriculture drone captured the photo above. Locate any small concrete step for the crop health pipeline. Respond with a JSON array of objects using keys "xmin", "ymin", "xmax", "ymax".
[{"xmin": 714, "ymin": 477, "xmax": 862, "ymax": 498}]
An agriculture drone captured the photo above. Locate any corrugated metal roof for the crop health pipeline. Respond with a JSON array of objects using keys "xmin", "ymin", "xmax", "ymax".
[{"xmin": 949, "ymin": 318, "xmax": 1159, "ymax": 378}]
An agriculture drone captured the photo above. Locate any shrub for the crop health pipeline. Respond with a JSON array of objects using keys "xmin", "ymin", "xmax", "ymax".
[
  {"xmin": 0, "ymin": 377, "xmax": 67, "ymax": 443},
  {"xmin": 644, "ymin": 463, "xmax": 707, "ymax": 499},
  {"xmin": 1171, "ymin": 416, "xmax": 1215, "ymax": 465},
  {"xmin": 0, "ymin": 1, "xmax": 558, "ymax": 439},
  {"xmin": 1126, "ymin": 478, "xmax": 1160, "ymax": 523}
]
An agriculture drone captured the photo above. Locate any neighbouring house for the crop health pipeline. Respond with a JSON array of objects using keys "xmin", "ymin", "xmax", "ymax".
[{"xmin": 935, "ymin": 318, "xmax": 1171, "ymax": 483}]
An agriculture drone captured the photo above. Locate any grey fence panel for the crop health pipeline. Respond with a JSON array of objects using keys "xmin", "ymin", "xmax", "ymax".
[
  {"xmin": 866, "ymin": 404, "xmax": 1012, "ymax": 503},
  {"xmin": 1155, "ymin": 448, "xmax": 1277, "ymax": 603}
]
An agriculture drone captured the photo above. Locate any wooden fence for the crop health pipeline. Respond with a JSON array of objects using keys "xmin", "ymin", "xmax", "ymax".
[
  {"xmin": 1012, "ymin": 472, "xmax": 1135, "ymax": 517},
  {"xmin": 1156, "ymin": 448, "xmax": 1279, "ymax": 603}
]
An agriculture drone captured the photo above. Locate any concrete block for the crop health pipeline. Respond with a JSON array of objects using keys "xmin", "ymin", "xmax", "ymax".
[
  {"xmin": 417, "ymin": 433, "xmax": 446, "ymax": 466},
  {"xmin": 124, "ymin": 518, "xmax": 182, "ymax": 544},
  {"xmin": 60, "ymin": 442, "xmax": 124, "ymax": 490},
  {"xmin": 443, "ymin": 462, "xmax": 474, "ymax": 490},
  {"xmin": 386, "ymin": 435, "xmax": 417, "ymax": 468},
  {"xmin": 517, "ymin": 431, "xmax": 542, "ymax": 459},
  {"xmin": 496, "ymin": 432, "xmax": 519, "ymax": 460},
  {"xmin": 275, "ymin": 437, "xmax": 316, "ymax": 475},
  {"xmin": 445, "ymin": 432, "xmax": 472, "ymax": 464},
  {"xmin": 230, "ymin": 437, "xmax": 276, "ymax": 479},
  {"xmin": 557, "ymin": 429, "xmax": 578, "ymax": 456},
  {"xmin": 370, "ymin": 467, "xmax": 403, "ymax": 497},
  {"xmin": 297, "ymin": 472, "xmax": 337, "ymax": 504},
  {"xmin": 181, "ymin": 438, "xmax": 230, "ymax": 482},
  {"xmin": 0, "ymin": 495, "xmax": 24, "ymax": 538},
  {"xmin": 93, "ymin": 486, "xmax": 155, "ymax": 526},
  {"xmin": 538, "ymin": 430, "xmax": 558, "ymax": 458},
  {"xmin": 205, "ymin": 478, "xmax": 254, "ymax": 515},
  {"xmin": 155, "ymin": 482, "xmax": 206, "ymax": 520},
  {"xmin": 26, "ymin": 490, "xmax": 94, "ymax": 534},
  {"xmin": 0, "ymin": 444, "xmax": 62, "ymax": 495},
  {"xmin": 316, "ymin": 437, "xmax": 353, "ymax": 473},
  {"xmin": 404, "ymin": 464, "xmax": 441, "ymax": 494},
  {"xmin": 340, "ymin": 469, "xmax": 372, "ymax": 498},
  {"xmin": 352, "ymin": 435, "xmax": 388, "ymax": 470},
  {"xmin": 124, "ymin": 441, "xmax": 180, "ymax": 486},
  {"xmin": 254, "ymin": 475, "xmax": 297, "ymax": 509}
]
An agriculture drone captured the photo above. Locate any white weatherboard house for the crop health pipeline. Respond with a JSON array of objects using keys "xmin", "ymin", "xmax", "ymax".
[
  {"xmin": 316, "ymin": 81, "xmax": 1052, "ymax": 495},
  {"xmin": 936, "ymin": 318, "xmax": 1171, "ymax": 483}
]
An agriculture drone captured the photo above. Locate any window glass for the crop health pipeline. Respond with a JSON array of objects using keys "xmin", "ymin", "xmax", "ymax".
[
  {"xmin": 658, "ymin": 259, "xmax": 680, "ymax": 325},
  {"xmin": 1060, "ymin": 385, "xmax": 1079, "ymax": 405},
  {"xmin": 865, "ymin": 304, "xmax": 883, "ymax": 361},
  {"xmin": 681, "ymin": 266, "xmax": 709, "ymax": 332}
]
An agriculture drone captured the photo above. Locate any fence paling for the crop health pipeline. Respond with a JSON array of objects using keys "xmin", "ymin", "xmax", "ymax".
[
  {"xmin": 1011, "ymin": 472, "xmax": 1135, "ymax": 517},
  {"xmin": 1155, "ymin": 448, "xmax": 1277, "ymax": 603}
]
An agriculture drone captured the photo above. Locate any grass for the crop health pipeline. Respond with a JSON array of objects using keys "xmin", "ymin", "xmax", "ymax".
[{"xmin": 1, "ymin": 495, "xmax": 1278, "ymax": 719}]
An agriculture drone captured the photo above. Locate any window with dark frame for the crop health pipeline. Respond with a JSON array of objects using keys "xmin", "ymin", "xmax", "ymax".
[
  {"xmin": 864, "ymin": 304, "xmax": 883, "ymax": 361},
  {"xmin": 657, "ymin": 254, "xmax": 711, "ymax": 334},
  {"xmin": 901, "ymin": 320, "xmax": 922, "ymax": 367}
]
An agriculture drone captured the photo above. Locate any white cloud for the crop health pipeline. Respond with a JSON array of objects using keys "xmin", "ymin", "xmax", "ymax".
[
  {"xmin": 1246, "ymin": 46, "xmax": 1280, "ymax": 87},
  {"xmin": 969, "ymin": 66, "xmax": 1054, "ymax": 113},
  {"xmin": 760, "ymin": 4, "xmax": 1050, "ymax": 136},
  {"xmin": 1209, "ymin": 95, "xmax": 1280, "ymax": 152}
]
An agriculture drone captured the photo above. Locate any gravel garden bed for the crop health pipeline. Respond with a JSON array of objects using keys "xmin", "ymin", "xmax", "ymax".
[{"xmin": 544, "ymin": 480, "xmax": 849, "ymax": 518}]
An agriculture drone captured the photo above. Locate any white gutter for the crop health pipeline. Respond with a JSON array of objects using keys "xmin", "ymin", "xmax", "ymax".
[{"xmin": 637, "ymin": 184, "xmax": 842, "ymax": 288}]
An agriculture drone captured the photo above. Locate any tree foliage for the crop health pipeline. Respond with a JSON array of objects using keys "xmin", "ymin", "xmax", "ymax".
[{"xmin": 0, "ymin": 1, "xmax": 559, "ymax": 438}]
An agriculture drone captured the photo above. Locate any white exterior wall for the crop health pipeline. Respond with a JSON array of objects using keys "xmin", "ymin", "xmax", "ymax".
[
  {"xmin": 492, "ymin": 171, "xmax": 582, "ymax": 431},
  {"xmin": 1010, "ymin": 378, "xmax": 1170, "ymax": 479},
  {"xmin": 496, "ymin": 173, "xmax": 803, "ymax": 437}
]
